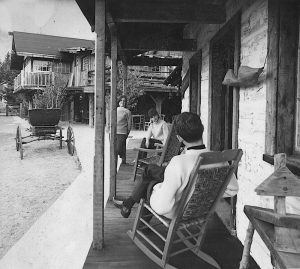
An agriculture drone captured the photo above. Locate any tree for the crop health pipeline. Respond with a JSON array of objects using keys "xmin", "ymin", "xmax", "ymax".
[
  {"xmin": 116, "ymin": 62, "xmax": 143, "ymax": 111},
  {"xmin": 0, "ymin": 52, "xmax": 20, "ymax": 103}
]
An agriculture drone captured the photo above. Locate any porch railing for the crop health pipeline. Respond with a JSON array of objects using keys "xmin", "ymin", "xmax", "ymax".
[{"xmin": 14, "ymin": 71, "xmax": 70, "ymax": 91}]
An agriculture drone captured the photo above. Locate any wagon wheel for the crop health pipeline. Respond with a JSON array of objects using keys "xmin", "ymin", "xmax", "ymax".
[
  {"xmin": 67, "ymin": 126, "xmax": 75, "ymax": 156},
  {"xmin": 58, "ymin": 127, "xmax": 62, "ymax": 149},
  {"xmin": 16, "ymin": 126, "xmax": 20, "ymax": 151},
  {"xmin": 16, "ymin": 126, "xmax": 23, "ymax": 159}
]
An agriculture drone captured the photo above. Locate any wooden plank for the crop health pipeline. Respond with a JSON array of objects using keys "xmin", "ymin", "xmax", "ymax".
[
  {"xmin": 88, "ymin": 93, "xmax": 94, "ymax": 127},
  {"xmin": 109, "ymin": 26, "xmax": 118, "ymax": 199},
  {"xmin": 189, "ymin": 61, "xmax": 198, "ymax": 114},
  {"xmin": 255, "ymin": 166, "xmax": 300, "ymax": 196},
  {"xmin": 276, "ymin": 1, "xmax": 298, "ymax": 155},
  {"xmin": 127, "ymin": 57, "xmax": 182, "ymax": 67},
  {"xmin": 189, "ymin": 51, "xmax": 202, "ymax": 115},
  {"xmin": 122, "ymin": 36, "xmax": 197, "ymax": 51},
  {"xmin": 245, "ymin": 209, "xmax": 300, "ymax": 269},
  {"xmin": 244, "ymin": 205, "xmax": 300, "ymax": 230},
  {"xmin": 122, "ymin": 64, "xmax": 127, "ymax": 95},
  {"xmin": 181, "ymin": 69, "xmax": 189, "ymax": 95},
  {"xmin": 93, "ymin": 0, "xmax": 106, "ymax": 250},
  {"xmin": 209, "ymin": 42, "xmax": 225, "ymax": 151},
  {"xmin": 232, "ymin": 18, "xmax": 241, "ymax": 150},
  {"xmin": 110, "ymin": 1, "xmax": 225, "ymax": 24}
]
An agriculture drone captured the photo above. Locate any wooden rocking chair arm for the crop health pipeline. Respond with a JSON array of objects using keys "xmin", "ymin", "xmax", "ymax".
[
  {"xmin": 154, "ymin": 143, "xmax": 164, "ymax": 148},
  {"xmin": 133, "ymin": 147, "xmax": 163, "ymax": 153}
]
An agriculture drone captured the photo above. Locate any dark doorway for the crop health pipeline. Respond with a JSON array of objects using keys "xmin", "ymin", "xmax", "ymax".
[
  {"xmin": 210, "ymin": 15, "xmax": 240, "ymax": 151},
  {"xmin": 189, "ymin": 51, "xmax": 202, "ymax": 115}
]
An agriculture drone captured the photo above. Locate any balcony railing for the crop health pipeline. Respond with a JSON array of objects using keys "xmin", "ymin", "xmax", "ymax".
[{"xmin": 14, "ymin": 71, "xmax": 70, "ymax": 91}]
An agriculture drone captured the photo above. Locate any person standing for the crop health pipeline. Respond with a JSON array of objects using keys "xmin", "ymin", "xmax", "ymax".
[{"xmin": 116, "ymin": 95, "xmax": 132, "ymax": 164}]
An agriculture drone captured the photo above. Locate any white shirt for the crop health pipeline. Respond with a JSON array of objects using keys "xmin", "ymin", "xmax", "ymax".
[
  {"xmin": 146, "ymin": 119, "xmax": 169, "ymax": 144},
  {"xmin": 150, "ymin": 148, "xmax": 238, "ymax": 219}
]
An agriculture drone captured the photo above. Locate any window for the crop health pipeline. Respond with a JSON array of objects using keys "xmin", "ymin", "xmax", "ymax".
[
  {"xmin": 146, "ymin": 66, "xmax": 160, "ymax": 72},
  {"xmin": 153, "ymin": 66, "xmax": 160, "ymax": 72},
  {"xmin": 53, "ymin": 62, "xmax": 70, "ymax": 73},
  {"xmin": 33, "ymin": 60, "xmax": 51, "ymax": 72},
  {"xmin": 81, "ymin": 56, "xmax": 89, "ymax": 71},
  {"xmin": 88, "ymin": 55, "xmax": 95, "ymax": 71}
]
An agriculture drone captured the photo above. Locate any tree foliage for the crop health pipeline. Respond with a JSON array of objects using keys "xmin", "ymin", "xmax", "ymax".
[
  {"xmin": 0, "ymin": 52, "xmax": 20, "ymax": 103},
  {"xmin": 0, "ymin": 52, "xmax": 19, "ymax": 86},
  {"xmin": 117, "ymin": 62, "xmax": 144, "ymax": 111},
  {"xmin": 106, "ymin": 62, "xmax": 143, "ymax": 112}
]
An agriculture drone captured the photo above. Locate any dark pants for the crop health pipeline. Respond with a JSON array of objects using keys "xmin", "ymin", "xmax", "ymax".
[
  {"xmin": 116, "ymin": 134, "xmax": 127, "ymax": 162},
  {"xmin": 131, "ymin": 164, "xmax": 166, "ymax": 203},
  {"xmin": 139, "ymin": 137, "xmax": 162, "ymax": 159}
]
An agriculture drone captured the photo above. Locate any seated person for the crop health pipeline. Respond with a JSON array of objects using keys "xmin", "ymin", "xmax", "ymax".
[
  {"xmin": 138, "ymin": 108, "xmax": 169, "ymax": 159},
  {"xmin": 114, "ymin": 112, "xmax": 238, "ymax": 219}
]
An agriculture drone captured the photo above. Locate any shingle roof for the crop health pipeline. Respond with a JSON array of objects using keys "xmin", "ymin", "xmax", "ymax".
[{"xmin": 11, "ymin": 31, "xmax": 94, "ymax": 59}]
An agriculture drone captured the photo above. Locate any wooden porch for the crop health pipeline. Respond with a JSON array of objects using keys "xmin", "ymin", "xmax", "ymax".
[{"xmin": 83, "ymin": 141, "xmax": 260, "ymax": 269}]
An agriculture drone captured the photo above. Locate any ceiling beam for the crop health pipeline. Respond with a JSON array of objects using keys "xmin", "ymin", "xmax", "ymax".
[
  {"xmin": 122, "ymin": 37, "xmax": 196, "ymax": 51},
  {"xmin": 126, "ymin": 56, "xmax": 182, "ymax": 66},
  {"xmin": 109, "ymin": 1, "xmax": 225, "ymax": 24}
]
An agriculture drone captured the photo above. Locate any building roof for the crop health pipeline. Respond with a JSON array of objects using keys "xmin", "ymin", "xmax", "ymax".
[{"xmin": 10, "ymin": 31, "xmax": 94, "ymax": 59}]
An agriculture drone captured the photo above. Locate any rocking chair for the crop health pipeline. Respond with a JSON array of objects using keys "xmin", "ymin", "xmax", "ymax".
[
  {"xmin": 128, "ymin": 149, "xmax": 243, "ymax": 269},
  {"xmin": 132, "ymin": 122, "xmax": 182, "ymax": 181}
]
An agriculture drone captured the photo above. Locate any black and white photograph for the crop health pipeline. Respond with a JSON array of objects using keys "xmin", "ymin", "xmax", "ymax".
[{"xmin": 0, "ymin": 0, "xmax": 300, "ymax": 268}]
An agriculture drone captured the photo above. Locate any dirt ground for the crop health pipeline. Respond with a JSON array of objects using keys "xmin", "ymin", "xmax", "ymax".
[{"xmin": 0, "ymin": 116, "xmax": 81, "ymax": 259}]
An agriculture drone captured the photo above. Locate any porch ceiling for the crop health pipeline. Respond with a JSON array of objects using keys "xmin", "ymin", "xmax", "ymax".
[{"xmin": 75, "ymin": 0, "xmax": 226, "ymax": 65}]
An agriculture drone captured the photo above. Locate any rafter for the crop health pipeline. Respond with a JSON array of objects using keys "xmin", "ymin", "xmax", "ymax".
[
  {"xmin": 109, "ymin": 1, "xmax": 225, "ymax": 24},
  {"xmin": 122, "ymin": 36, "xmax": 196, "ymax": 51}
]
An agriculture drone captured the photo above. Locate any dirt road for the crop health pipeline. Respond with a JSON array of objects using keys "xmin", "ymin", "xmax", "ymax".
[{"xmin": 0, "ymin": 116, "xmax": 81, "ymax": 259}]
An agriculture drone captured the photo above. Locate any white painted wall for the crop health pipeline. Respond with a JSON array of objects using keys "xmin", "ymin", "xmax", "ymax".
[{"xmin": 181, "ymin": 0, "xmax": 289, "ymax": 268}]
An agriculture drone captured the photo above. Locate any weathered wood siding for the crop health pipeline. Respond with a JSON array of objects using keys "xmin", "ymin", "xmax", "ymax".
[{"xmin": 181, "ymin": 0, "xmax": 290, "ymax": 268}]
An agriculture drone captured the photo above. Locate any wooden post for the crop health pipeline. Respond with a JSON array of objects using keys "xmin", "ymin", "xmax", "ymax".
[
  {"xmin": 239, "ymin": 222, "xmax": 255, "ymax": 269},
  {"xmin": 93, "ymin": 0, "xmax": 106, "ymax": 250},
  {"xmin": 109, "ymin": 27, "xmax": 118, "ymax": 199},
  {"xmin": 89, "ymin": 93, "xmax": 94, "ymax": 127},
  {"xmin": 123, "ymin": 64, "xmax": 127, "ymax": 95},
  {"xmin": 19, "ymin": 103, "xmax": 23, "ymax": 118},
  {"xmin": 273, "ymin": 153, "xmax": 290, "ymax": 265}
]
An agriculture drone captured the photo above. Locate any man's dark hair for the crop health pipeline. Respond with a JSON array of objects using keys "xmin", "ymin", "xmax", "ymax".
[
  {"xmin": 174, "ymin": 112, "xmax": 204, "ymax": 143},
  {"xmin": 148, "ymin": 108, "xmax": 159, "ymax": 118}
]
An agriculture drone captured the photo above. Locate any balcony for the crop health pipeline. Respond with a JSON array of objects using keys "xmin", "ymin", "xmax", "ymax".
[{"xmin": 13, "ymin": 71, "xmax": 71, "ymax": 93}]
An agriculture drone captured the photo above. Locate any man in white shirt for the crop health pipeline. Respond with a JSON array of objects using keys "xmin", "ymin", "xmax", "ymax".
[
  {"xmin": 138, "ymin": 108, "xmax": 169, "ymax": 159},
  {"xmin": 114, "ymin": 112, "xmax": 238, "ymax": 219}
]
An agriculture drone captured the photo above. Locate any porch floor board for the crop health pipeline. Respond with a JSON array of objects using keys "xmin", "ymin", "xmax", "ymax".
[{"xmin": 83, "ymin": 142, "xmax": 260, "ymax": 269}]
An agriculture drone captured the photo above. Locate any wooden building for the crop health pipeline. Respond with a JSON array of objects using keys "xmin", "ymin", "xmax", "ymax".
[
  {"xmin": 75, "ymin": 0, "xmax": 300, "ymax": 268},
  {"xmin": 10, "ymin": 31, "xmax": 95, "ymax": 123}
]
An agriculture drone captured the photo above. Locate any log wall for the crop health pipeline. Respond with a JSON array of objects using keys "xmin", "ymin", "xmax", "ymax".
[{"xmin": 181, "ymin": 0, "xmax": 300, "ymax": 268}]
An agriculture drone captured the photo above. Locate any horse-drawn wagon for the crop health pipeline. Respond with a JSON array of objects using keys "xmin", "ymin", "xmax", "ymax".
[{"xmin": 15, "ymin": 109, "xmax": 75, "ymax": 159}]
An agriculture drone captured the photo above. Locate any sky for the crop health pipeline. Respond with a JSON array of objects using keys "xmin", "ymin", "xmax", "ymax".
[{"xmin": 0, "ymin": 0, "xmax": 95, "ymax": 61}]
